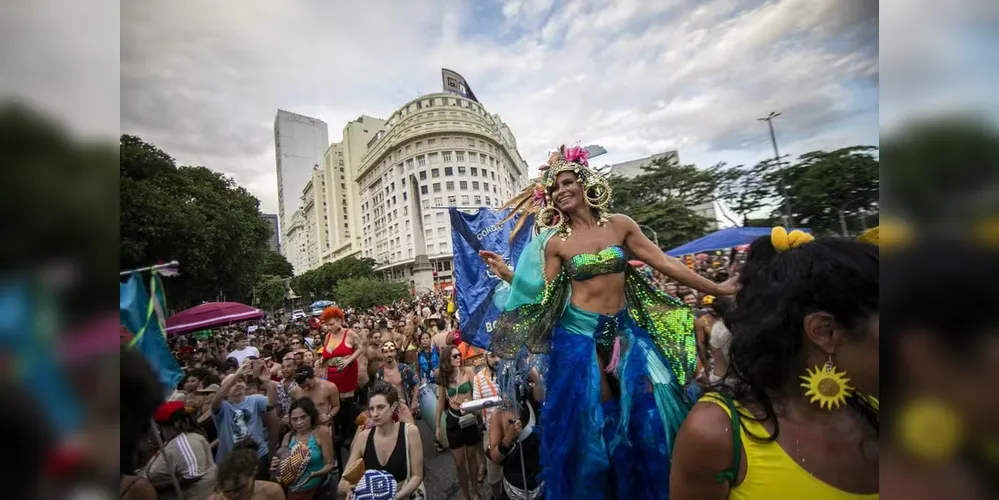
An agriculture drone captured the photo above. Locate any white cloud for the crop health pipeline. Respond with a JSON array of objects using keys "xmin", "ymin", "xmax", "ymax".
[{"xmin": 122, "ymin": 0, "xmax": 878, "ymax": 214}]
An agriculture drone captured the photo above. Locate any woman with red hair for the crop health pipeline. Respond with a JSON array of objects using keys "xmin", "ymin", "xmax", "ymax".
[{"xmin": 319, "ymin": 306, "xmax": 362, "ymax": 471}]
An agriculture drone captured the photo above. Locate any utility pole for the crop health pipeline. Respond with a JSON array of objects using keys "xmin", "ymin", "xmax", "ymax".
[
  {"xmin": 758, "ymin": 112, "xmax": 793, "ymax": 227},
  {"xmin": 639, "ymin": 224, "xmax": 660, "ymax": 248}
]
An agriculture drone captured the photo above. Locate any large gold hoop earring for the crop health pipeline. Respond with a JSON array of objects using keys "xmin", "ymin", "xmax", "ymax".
[
  {"xmin": 537, "ymin": 206, "xmax": 565, "ymax": 230},
  {"xmin": 585, "ymin": 183, "xmax": 611, "ymax": 209}
]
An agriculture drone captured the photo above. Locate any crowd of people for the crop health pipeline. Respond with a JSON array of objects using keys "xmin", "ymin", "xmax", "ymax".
[{"xmin": 118, "ymin": 146, "xmax": 884, "ymax": 500}]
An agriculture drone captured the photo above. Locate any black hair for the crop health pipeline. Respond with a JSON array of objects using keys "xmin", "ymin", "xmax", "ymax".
[
  {"xmin": 714, "ymin": 235, "xmax": 879, "ymax": 442},
  {"xmin": 678, "ymin": 290, "xmax": 696, "ymax": 300},
  {"xmin": 378, "ymin": 319, "xmax": 388, "ymax": 329},
  {"xmin": 288, "ymin": 397, "xmax": 320, "ymax": 428},
  {"xmin": 368, "ymin": 380, "xmax": 400, "ymax": 406},
  {"xmin": 164, "ymin": 407, "xmax": 205, "ymax": 436},
  {"xmin": 217, "ymin": 438, "xmax": 260, "ymax": 484},
  {"xmin": 0, "ymin": 381, "xmax": 53, "ymax": 498},
  {"xmin": 710, "ymin": 296, "xmax": 734, "ymax": 322},
  {"xmin": 219, "ymin": 359, "xmax": 238, "ymax": 373},
  {"xmin": 294, "ymin": 365, "xmax": 314, "ymax": 383},
  {"xmin": 121, "ymin": 346, "xmax": 166, "ymax": 474}
]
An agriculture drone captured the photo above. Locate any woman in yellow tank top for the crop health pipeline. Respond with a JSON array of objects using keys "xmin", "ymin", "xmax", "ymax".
[{"xmin": 670, "ymin": 229, "xmax": 880, "ymax": 499}]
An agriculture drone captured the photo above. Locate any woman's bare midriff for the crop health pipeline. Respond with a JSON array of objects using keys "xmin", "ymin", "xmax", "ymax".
[{"xmin": 568, "ymin": 273, "xmax": 626, "ymax": 315}]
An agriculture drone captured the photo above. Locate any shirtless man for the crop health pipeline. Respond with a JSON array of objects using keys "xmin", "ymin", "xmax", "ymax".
[
  {"xmin": 374, "ymin": 341, "xmax": 418, "ymax": 424},
  {"xmin": 290, "ymin": 366, "xmax": 340, "ymax": 428},
  {"xmin": 365, "ymin": 330, "xmax": 386, "ymax": 380}
]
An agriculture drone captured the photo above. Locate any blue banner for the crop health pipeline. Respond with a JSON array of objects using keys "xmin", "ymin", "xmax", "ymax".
[
  {"xmin": 121, "ymin": 272, "xmax": 183, "ymax": 396},
  {"xmin": 449, "ymin": 207, "xmax": 533, "ymax": 349}
]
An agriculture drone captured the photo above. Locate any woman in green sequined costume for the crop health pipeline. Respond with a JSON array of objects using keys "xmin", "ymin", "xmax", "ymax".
[{"xmin": 479, "ymin": 146, "xmax": 738, "ymax": 500}]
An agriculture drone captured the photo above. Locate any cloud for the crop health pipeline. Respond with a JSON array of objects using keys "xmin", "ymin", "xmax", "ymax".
[{"xmin": 122, "ymin": 0, "xmax": 879, "ymax": 213}]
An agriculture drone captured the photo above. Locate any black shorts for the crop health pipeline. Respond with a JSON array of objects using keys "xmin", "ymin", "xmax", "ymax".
[{"xmin": 445, "ymin": 408, "xmax": 482, "ymax": 449}]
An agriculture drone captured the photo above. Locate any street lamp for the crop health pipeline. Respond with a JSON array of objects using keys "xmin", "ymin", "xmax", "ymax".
[
  {"xmin": 757, "ymin": 112, "xmax": 793, "ymax": 227},
  {"xmin": 639, "ymin": 224, "xmax": 660, "ymax": 248}
]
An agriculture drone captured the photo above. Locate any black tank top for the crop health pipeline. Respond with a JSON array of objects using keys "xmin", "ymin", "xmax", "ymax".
[{"xmin": 364, "ymin": 422, "xmax": 408, "ymax": 482}]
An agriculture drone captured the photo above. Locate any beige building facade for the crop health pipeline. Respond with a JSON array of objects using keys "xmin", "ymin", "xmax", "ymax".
[{"xmin": 354, "ymin": 92, "xmax": 529, "ymax": 293}]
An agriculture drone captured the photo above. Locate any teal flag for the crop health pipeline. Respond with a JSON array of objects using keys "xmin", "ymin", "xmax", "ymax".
[{"xmin": 120, "ymin": 272, "xmax": 182, "ymax": 395}]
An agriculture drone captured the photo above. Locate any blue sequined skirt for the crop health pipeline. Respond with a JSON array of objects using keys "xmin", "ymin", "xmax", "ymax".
[{"xmin": 541, "ymin": 304, "xmax": 690, "ymax": 500}]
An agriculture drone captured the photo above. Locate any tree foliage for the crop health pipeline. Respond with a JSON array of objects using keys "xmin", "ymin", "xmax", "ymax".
[
  {"xmin": 120, "ymin": 135, "xmax": 271, "ymax": 308},
  {"xmin": 253, "ymin": 275, "xmax": 289, "ymax": 311},
  {"xmin": 261, "ymin": 251, "xmax": 294, "ymax": 278},
  {"xmin": 333, "ymin": 277, "xmax": 410, "ymax": 310},
  {"xmin": 609, "ymin": 155, "xmax": 723, "ymax": 249},
  {"xmin": 717, "ymin": 147, "xmax": 880, "ymax": 235},
  {"xmin": 289, "ymin": 256, "xmax": 379, "ymax": 301}
]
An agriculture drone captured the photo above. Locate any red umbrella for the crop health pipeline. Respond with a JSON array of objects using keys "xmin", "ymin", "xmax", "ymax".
[{"xmin": 166, "ymin": 301, "xmax": 264, "ymax": 336}]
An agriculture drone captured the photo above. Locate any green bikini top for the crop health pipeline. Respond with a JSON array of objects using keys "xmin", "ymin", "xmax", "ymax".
[
  {"xmin": 564, "ymin": 245, "xmax": 628, "ymax": 281},
  {"xmin": 447, "ymin": 380, "xmax": 472, "ymax": 397}
]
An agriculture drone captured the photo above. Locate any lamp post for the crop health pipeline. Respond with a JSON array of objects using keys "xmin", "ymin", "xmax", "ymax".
[
  {"xmin": 757, "ymin": 112, "xmax": 793, "ymax": 227},
  {"xmin": 639, "ymin": 224, "xmax": 660, "ymax": 248}
]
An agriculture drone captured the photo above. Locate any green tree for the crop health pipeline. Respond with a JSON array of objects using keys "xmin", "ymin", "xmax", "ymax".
[
  {"xmin": 261, "ymin": 251, "xmax": 294, "ymax": 278},
  {"xmin": 120, "ymin": 135, "xmax": 271, "ymax": 308},
  {"xmin": 609, "ymin": 155, "xmax": 722, "ymax": 249},
  {"xmin": 253, "ymin": 275, "xmax": 289, "ymax": 311},
  {"xmin": 333, "ymin": 277, "xmax": 410, "ymax": 310},
  {"xmin": 781, "ymin": 146, "xmax": 880, "ymax": 236},
  {"xmin": 716, "ymin": 160, "xmax": 778, "ymax": 226},
  {"xmin": 289, "ymin": 256, "xmax": 379, "ymax": 301}
]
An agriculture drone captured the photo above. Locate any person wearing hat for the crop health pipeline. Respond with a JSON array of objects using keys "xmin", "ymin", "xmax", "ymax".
[{"xmin": 140, "ymin": 401, "xmax": 217, "ymax": 500}]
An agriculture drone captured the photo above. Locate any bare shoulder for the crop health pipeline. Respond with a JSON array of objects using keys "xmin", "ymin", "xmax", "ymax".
[
  {"xmin": 404, "ymin": 422, "xmax": 420, "ymax": 439},
  {"xmin": 674, "ymin": 400, "xmax": 738, "ymax": 469},
  {"xmin": 257, "ymin": 480, "xmax": 286, "ymax": 499},
  {"xmin": 607, "ymin": 213, "xmax": 634, "ymax": 225},
  {"xmin": 121, "ymin": 476, "xmax": 157, "ymax": 500},
  {"xmin": 315, "ymin": 424, "xmax": 332, "ymax": 439}
]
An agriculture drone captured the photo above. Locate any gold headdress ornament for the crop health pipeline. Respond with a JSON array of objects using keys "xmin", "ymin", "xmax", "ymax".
[{"xmin": 498, "ymin": 144, "xmax": 613, "ymax": 241}]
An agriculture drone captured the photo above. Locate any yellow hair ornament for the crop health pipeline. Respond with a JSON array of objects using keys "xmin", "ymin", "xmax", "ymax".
[{"xmin": 771, "ymin": 226, "xmax": 814, "ymax": 252}]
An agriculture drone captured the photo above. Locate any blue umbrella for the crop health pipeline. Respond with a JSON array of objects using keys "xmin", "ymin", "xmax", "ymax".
[
  {"xmin": 310, "ymin": 300, "xmax": 333, "ymax": 309},
  {"xmin": 666, "ymin": 226, "xmax": 811, "ymax": 257}
]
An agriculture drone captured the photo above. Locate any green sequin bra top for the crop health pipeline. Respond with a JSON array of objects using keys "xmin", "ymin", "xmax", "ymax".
[{"xmin": 564, "ymin": 245, "xmax": 628, "ymax": 281}]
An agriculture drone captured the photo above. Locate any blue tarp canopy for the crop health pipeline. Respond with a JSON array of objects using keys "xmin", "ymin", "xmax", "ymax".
[
  {"xmin": 666, "ymin": 226, "xmax": 811, "ymax": 256},
  {"xmin": 309, "ymin": 300, "xmax": 333, "ymax": 309}
]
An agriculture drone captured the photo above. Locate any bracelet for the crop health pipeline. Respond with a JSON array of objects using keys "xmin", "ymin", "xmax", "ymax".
[{"xmin": 497, "ymin": 442, "xmax": 512, "ymax": 456}]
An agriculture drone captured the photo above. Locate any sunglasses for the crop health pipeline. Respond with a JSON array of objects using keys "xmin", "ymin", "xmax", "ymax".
[
  {"xmin": 291, "ymin": 341, "xmax": 301, "ymax": 345},
  {"xmin": 451, "ymin": 354, "xmax": 461, "ymax": 359}
]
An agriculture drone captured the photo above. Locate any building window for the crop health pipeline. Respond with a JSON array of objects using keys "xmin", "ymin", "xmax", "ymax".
[
  {"xmin": 431, "ymin": 168, "xmax": 440, "ymax": 178},
  {"xmin": 447, "ymin": 196, "xmax": 456, "ymax": 206},
  {"xmin": 472, "ymin": 181, "xmax": 479, "ymax": 190},
  {"xmin": 461, "ymin": 195, "xmax": 469, "ymax": 204},
  {"xmin": 428, "ymin": 152, "xmax": 439, "ymax": 164},
  {"xmin": 423, "ymin": 200, "xmax": 430, "ymax": 209},
  {"xmin": 493, "ymin": 185, "xmax": 497, "ymax": 194},
  {"xmin": 446, "ymin": 181, "xmax": 455, "ymax": 191},
  {"xmin": 457, "ymin": 166, "xmax": 466, "ymax": 175},
  {"xmin": 459, "ymin": 180, "xmax": 468, "ymax": 190},
  {"xmin": 471, "ymin": 167, "xmax": 478, "ymax": 176},
  {"xmin": 456, "ymin": 151, "xmax": 465, "ymax": 162},
  {"xmin": 419, "ymin": 171, "xmax": 427, "ymax": 180},
  {"xmin": 434, "ymin": 197, "xmax": 442, "ymax": 206},
  {"xmin": 485, "ymin": 196, "xmax": 491, "ymax": 205},
  {"xmin": 469, "ymin": 153, "xmax": 477, "ymax": 163},
  {"xmin": 433, "ymin": 183, "xmax": 441, "ymax": 193},
  {"xmin": 468, "ymin": 138, "xmax": 475, "ymax": 147},
  {"xmin": 474, "ymin": 195, "xmax": 482, "ymax": 205},
  {"xmin": 444, "ymin": 167, "xmax": 453, "ymax": 176},
  {"xmin": 428, "ymin": 138, "xmax": 436, "ymax": 146},
  {"xmin": 403, "ymin": 191, "xmax": 408, "ymax": 201},
  {"xmin": 483, "ymin": 182, "xmax": 489, "ymax": 191},
  {"xmin": 420, "ymin": 185, "xmax": 428, "ymax": 195},
  {"xmin": 443, "ymin": 152, "xmax": 452, "ymax": 162}
]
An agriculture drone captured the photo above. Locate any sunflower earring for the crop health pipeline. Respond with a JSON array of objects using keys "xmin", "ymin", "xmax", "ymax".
[{"xmin": 800, "ymin": 354, "xmax": 854, "ymax": 410}]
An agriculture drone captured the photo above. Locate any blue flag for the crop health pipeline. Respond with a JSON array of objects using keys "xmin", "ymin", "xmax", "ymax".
[
  {"xmin": 449, "ymin": 208, "xmax": 533, "ymax": 349},
  {"xmin": 120, "ymin": 272, "xmax": 183, "ymax": 396}
]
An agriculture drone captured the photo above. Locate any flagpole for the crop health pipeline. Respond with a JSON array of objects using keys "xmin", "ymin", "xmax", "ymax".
[
  {"xmin": 120, "ymin": 260, "xmax": 180, "ymax": 276},
  {"xmin": 149, "ymin": 418, "xmax": 187, "ymax": 499}
]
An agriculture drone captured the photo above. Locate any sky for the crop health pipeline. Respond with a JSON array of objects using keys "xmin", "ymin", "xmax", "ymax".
[{"xmin": 119, "ymin": 0, "xmax": 881, "ymax": 215}]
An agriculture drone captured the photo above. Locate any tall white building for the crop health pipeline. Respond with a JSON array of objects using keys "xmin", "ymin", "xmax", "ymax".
[
  {"xmin": 354, "ymin": 92, "xmax": 529, "ymax": 293},
  {"xmin": 606, "ymin": 151, "xmax": 735, "ymax": 230},
  {"xmin": 283, "ymin": 209, "xmax": 310, "ymax": 275},
  {"xmin": 322, "ymin": 116, "xmax": 386, "ymax": 263},
  {"xmin": 301, "ymin": 165, "xmax": 329, "ymax": 270},
  {"xmin": 274, "ymin": 110, "xmax": 329, "ymax": 261}
]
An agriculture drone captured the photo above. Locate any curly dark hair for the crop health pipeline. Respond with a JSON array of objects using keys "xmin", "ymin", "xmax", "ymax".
[
  {"xmin": 368, "ymin": 380, "xmax": 400, "ymax": 406},
  {"xmin": 288, "ymin": 397, "xmax": 320, "ymax": 429},
  {"xmin": 217, "ymin": 438, "xmax": 261, "ymax": 483},
  {"xmin": 713, "ymin": 234, "xmax": 879, "ymax": 442}
]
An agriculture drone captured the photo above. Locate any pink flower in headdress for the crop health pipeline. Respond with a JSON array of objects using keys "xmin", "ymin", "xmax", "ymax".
[
  {"xmin": 563, "ymin": 146, "xmax": 589, "ymax": 166},
  {"xmin": 532, "ymin": 185, "xmax": 547, "ymax": 206}
]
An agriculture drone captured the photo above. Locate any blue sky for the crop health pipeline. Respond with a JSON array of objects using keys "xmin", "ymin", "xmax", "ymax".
[{"xmin": 119, "ymin": 0, "xmax": 884, "ymax": 214}]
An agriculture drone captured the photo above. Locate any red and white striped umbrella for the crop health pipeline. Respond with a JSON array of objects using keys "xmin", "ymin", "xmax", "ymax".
[{"xmin": 165, "ymin": 301, "xmax": 264, "ymax": 336}]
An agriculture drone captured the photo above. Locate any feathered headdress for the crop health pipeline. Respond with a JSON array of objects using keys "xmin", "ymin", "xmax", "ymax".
[{"xmin": 499, "ymin": 145, "xmax": 612, "ymax": 241}]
